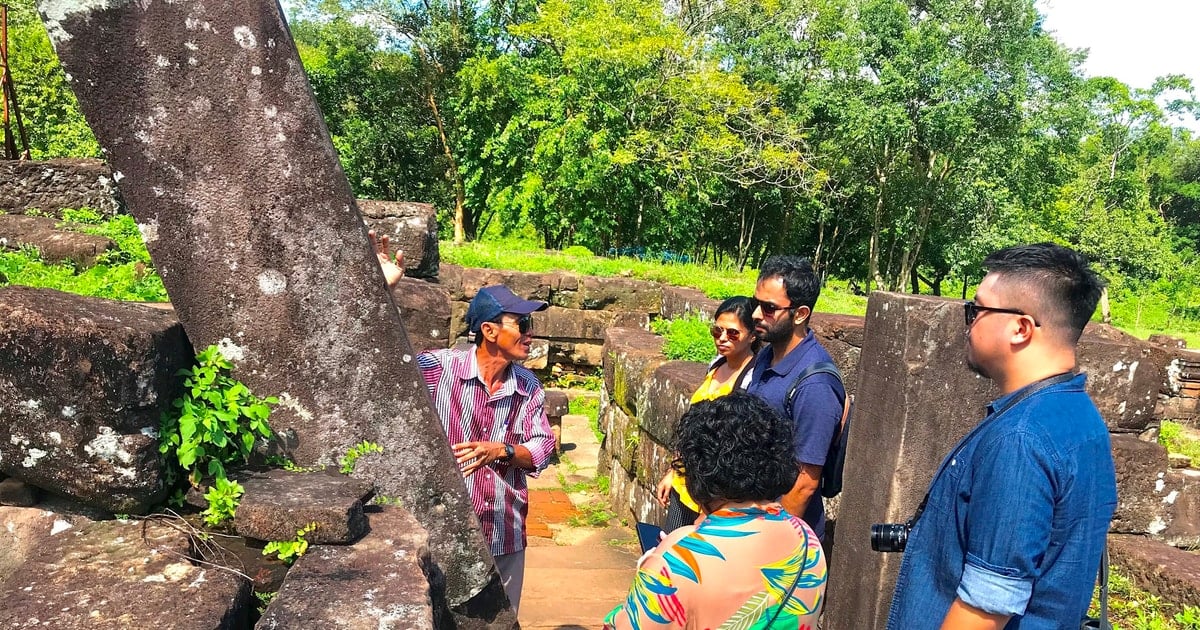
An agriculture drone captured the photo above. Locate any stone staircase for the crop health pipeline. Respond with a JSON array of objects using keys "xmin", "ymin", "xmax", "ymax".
[{"xmin": 521, "ymin": 395, "xmax": 638, "ymax": 629}]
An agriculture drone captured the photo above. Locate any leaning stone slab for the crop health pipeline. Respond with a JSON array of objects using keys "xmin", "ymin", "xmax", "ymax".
[
  {"xmin": 359, "ymin": 200, "xmax": 439, "ymax": 279},
  {"xmin": 0, "ymin": 214, "xmax": 114, "ymax": 267},
  {"xmin": 0, "ymin": 517, "xmax": 251, "ymax": 628},
  {"xmin": 0, "ymin": 286, "xmax": 188, "ymax": 512},
  {"xmin": 234, "ymin": 469, "xmax": 373, "ymax": 544},
  {"xmin": 41, "ymin": 0, "xmax": 508, "ymax": 618},
  {"xmin": 391, "ymin": 277, "xmax": 452, "ymax": 354},
  {"xmin": 257, "ymin": 507, "xmax": 439, "ymax": 630},
  {"xmin": 1077, "ymin": 324, "xmax": 1169, "ymax": 432},
  {"xmin": 1109, "ymin": 534, "xmax": 1200, "ymax": 609},
  {"xmin": 602, "ymin": 327, "xmax": 666, "ymax": 418}
]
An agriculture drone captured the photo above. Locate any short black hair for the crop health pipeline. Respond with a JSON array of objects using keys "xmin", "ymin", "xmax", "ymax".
[
  {"xmin": 673, "ymin": 392, "xmax": 798, "ymax": 508},
  {"xmin": 758, "ymin": 255, "xmax": 820, "ymax": 311},
  {"xmin": 715, "ymin": 296, "xmax": 762, "ymax": 353},
  {"xmin": 983, "ymin": 242, "xmax": 1106, "ymax": 343}
]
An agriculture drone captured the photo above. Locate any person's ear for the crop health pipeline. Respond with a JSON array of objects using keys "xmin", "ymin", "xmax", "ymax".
[
  {"xmin": 480, "ymin": 321, "xmax": 499, "ymax": 343},
  {"xmin": 1010, "ymin": 315, "xmax": 1037, "ymax": 345},
  {"xmin": 794, "ymin": 305, "xmax": 811, "ymax": 326}
]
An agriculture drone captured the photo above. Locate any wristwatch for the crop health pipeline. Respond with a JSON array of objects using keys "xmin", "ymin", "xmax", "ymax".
[{"xmin": 500, "ymin": 444, "xmax": 515, "ymax": 462}]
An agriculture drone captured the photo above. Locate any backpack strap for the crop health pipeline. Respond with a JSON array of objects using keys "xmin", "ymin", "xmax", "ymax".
[{"xmin": 783, "ymin": 361, "xmax": 846, "ymax": 420}]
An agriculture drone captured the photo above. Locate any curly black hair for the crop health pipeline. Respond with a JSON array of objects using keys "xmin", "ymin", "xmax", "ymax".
[{"xmin": 672, "ymin": 392, "xmax": 798, "ymax": 509}]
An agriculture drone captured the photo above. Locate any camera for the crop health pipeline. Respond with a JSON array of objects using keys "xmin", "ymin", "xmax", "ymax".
[{"xmin": 870, "ymin": 522, "xmax": 910, "ymax": 553}]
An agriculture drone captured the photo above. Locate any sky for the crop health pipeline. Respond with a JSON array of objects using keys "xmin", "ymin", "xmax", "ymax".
[{"xmin": 1037, "ymin": 0, "xmax": 1200, "ymax": 126}]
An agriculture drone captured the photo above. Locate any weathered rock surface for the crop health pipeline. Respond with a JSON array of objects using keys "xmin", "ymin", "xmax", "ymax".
[
  {"xmin": 359, "ymin": 200, "xmax": 439, "ymax": 279},
  {"xmin": 391, "ymin": 277, "xmax": 452, "ymax": 354},
  {"xmin": 257, "ymin": 507, "xmax": 442, "ymax": 630},
  {"xmin": 1108, "ymin": 437, "xmax": 1200, "ymax": 546},
  {"xmin": 1078, "ymin": 326, "xmax": 1169, "ymax": 432},
  {"xmin": 1109, "ymin": 534, "xmax": 1200, "ymax": 609},
  {"xmin": 0, "ymin": 517, "xmax": 251, "ymax": 628},
  {"xmin": 659, "ymin": 285, "xmax": 719, "ymax": 321},
  {"xmin": 0, "ymin": 214, "xmax": 114, "ymax": 267},
  {"xmin": 603, "ymin": 328, "xmax": 666, "ymax": 418},
  {"xmin": 563, "ymin": 276, "xmax": 664, "ymax": 312},
  {"xmin": 0, "ymin": 158, "xmax": 124, "ymax": 218},
  {"xmin": 0, "ymin": 505, "xmax": 95, "ymax": 579},
  {"xmin": 42, "ymin": 0, "xmax": 505, "ymax": 616},
  {"xmin": 539, "ymin": 307, "xmax": 648, "ymax": 340},
  {"xmin": 640, "ymin": 361, "xmax": 708, "ymax": 447},
  {"xmin": 0, "ymin": 287, "xmax": 188, "ymax": 512},
  {"xmin": 825, "ymin": 293, "xmax": 1000, "ymax": 630},
  {"xmin": 234, "ymin": 469, "xmax": 373, "ymax": 544},
  {"xmin": 0, "ymin": 478, "xmax": 40, "ymax": 506}
]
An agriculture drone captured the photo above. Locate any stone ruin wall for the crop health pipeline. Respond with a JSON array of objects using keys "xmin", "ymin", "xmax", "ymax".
[{"xmin": 0, "ymin": 158, "xmax": 125, "ymax": 219}]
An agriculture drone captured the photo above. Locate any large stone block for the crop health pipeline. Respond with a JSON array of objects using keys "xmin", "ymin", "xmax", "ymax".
[
  {"xmin": 606, "ymin": 456, "xmax": 666, "ymax": 527},
  {"xmin": 1109, "ymin": 534, "xmax": 1200, "ymax": 610},
  {"xmin": 1077, "ymin": 325, "xmax": 1169, "ymax": 432},
  {"xmin": 234, "ymin": 469, "xmax": 373, "ymax": 544},
  {"xmin": 42, "ymin": 1, "xmax": 504, "ymax": 618},
  {"xmin": 539, "ymin": 307, "xmax": 648, "ymax": 341},
  {"xmin": 659, "ymin": 285, "xmax": 719, "ymax": 320},
  {"xmin": 567, "ymin": 276, "xmax": 663, "ymax": 312},
  {"xmin": 392, "ymin": 277, "xmax": 452, "ymax": 354},
  {"xmin": 1111, "ymin": 435, "xmax": 1173, "ymax": 534},
  {"xmin": 0, "ymin": 214, "xmax": 114, "ymax": 267},
  {"xmin": 458, "ymin": 266, "xmax": 557, "ymax": 303},
  {"xmin": 0, "ymin": 287, "xmax": 188, "ymax": 512},
  {"xmin": 358, "ymin": 199, "xmax": 439, "ymax": 279},
  {"xmin": 0, "ymin": 505, "xmax": 95, "ymax": 579},
  {"xmin": 825, "ymin": 292, "xmax": 999, "ymax": 630},
  {"xmin": 600, "ymin": 397, "xmax": 637, "ymax": 475},
  {"xmin": 639, "ymin": 360, "xmax": 707, "ymax": 446},
  {"xmin": 0, "ymin": 517, "xmax": 252, "ymax": 628},
  {"xmin": 548, "ymin": 340, "xmax": 605, "ymax": 367},
  {"xmin": 257, "ymin": 507, "xmax": 449, "ymax": 630},
  {"xmin": 811, "ymin": 313, "xmax": 866, "ymax": 350},
  {"xmin": 603, "ymin": 328, "xmax": 666, "ymax": 418},
  {"xmin": 0, "ymin": 158, "xmax": 124, "ymax": 218}
]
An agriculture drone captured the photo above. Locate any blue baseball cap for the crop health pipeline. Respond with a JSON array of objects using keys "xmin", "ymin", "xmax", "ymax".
[{"xmin": 466, "ymin": 285, "xmax": 549, "ymax": 339}]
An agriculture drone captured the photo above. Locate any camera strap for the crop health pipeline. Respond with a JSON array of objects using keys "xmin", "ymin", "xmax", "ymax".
[{"xmin": 902, "ymin": 371, "xmax": 1078, "ymax": 530}]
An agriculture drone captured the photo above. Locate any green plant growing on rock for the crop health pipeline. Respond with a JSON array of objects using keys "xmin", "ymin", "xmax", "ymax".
[
  {"xmin": 202, "ymin": 476, "xmax": 245, "ymax": 527},
  {"xmin": 263, "ymin": 522, "xmax": 318, "ymax": 564},
  {"xmin": 159, "ymin": 345, "xmax": 277, "ymax": 487},
  {"xmin": 651, "ymin": 314, "xmax": 715, "ymax": 362},
  {"xmin": 339, "ymin": 441, "xmax": 383, "ymax": 474}
]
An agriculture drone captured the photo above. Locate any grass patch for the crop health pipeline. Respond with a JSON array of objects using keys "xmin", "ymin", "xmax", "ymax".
[
  {"xmin": 650, "ymin": 314, "xmax": 715, "ymax": 362},
  {"xmin": 1092, "ymin": 567, "xmax": 1200, "ymax": 629},
  {"xmin": 1159, "ymin": 421, "xmax": 1200, "ymax": 467},
  {"xmin": 567, "ymin": 500, "xmax": 616, "ymax": 528},
  {"xmin": 547, "ymin": 369, "xmax": 603, "ymax": 391}
]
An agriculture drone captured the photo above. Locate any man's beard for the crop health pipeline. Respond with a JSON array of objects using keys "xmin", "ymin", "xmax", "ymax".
[{"xmin": 755, "ymin": 316, "xmax": 793, "ymax": 344}]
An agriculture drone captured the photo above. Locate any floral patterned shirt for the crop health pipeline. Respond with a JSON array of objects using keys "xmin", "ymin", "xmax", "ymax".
[{"xmin": 605, "ymin": 505, "xmax": 827, "ymax": 630}]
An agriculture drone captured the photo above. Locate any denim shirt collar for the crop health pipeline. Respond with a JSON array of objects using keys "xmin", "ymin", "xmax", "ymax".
[{"xmin": 985, "ymin": 372, "xmax": 1086, "ymax": 417}]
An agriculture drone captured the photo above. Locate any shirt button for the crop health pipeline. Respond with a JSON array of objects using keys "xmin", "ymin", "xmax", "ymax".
[{"xmin": 950, "ymin": 458, "xmax": 957, "ymax": 466}]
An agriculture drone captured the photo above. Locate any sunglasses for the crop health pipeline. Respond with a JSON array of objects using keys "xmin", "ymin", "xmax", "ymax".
[
  {"xmin": 754, "ymin": 299, "xmax": 797, "ymax": 317},
  {"xmin": 710, "ymin": 325, "xmax": 743, "ymax": 341},
  {"xmin": 493, "ymin": 314, "xmax": 534, "ymax": 335},
  {"xmin": 963, "ymin": 301, "xmax": 1039, "ymax": 327}
]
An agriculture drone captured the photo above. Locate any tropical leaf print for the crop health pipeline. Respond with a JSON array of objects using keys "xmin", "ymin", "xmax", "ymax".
[
  {"xmin": 624, "ymin": 566, "xmax": 678, "ymax": 629},
  {"xmin": 663, "ymin": 546, "xmax": 701, "ymax": 583},
  {"xmin": 675, "ymin": 531, "xmax": 726, "ymax": 560},
  {"xmin": 760, "ymin": 540, "xmax": 826, "ymax": 617},
  {"xmin": 717, "ymin": 591, "xmax": 772, "ymax": 630}
]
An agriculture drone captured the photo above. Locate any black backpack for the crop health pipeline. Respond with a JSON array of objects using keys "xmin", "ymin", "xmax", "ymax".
[{"xmin": 782, "ymin": 361, "xmax": 853, "ymax": 499}]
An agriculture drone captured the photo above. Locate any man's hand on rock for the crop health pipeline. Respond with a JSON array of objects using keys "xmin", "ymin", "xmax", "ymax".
[
  {"xmin": 453, "ymin": 441, "xmax": 506, "ymax": 478},
  {"xmin": 369, "ymin": 229, "xmax": 405, "ymax": 288}
]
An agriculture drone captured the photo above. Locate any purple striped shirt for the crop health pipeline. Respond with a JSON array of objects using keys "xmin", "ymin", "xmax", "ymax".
[{"xmin": 417, "ymin": 347, "xmax": 555, "ymax": 556}]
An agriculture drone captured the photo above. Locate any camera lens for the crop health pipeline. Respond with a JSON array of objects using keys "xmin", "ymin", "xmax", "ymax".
[{"xmin": 870, "ymin": 523, "xmax": 909, "ymax": 553}]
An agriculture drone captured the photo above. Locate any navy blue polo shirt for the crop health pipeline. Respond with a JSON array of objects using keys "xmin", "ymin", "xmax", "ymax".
[{"xmin": 746, "ymin": 329, "xmax": 844, "ymax": 540}]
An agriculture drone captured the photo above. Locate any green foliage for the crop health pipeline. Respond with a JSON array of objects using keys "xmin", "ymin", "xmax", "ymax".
[
  {"xmin": 1159, "ymin": 421, "xmax": 1200, "ymax": 467},
  {"xmin": 3, "ymin": 0, "xmax": 101, "ymax": 158},
  {"xmin": 562, "ymin": 245, "xmax": 594, "ymax": 257},
  {"xmin": 262, "ymin": 523, "xmax": 318, "ymax": 564},
  {"xmin": 1176, "ymin": 607, "xmax": 1200, "ymax": 630},
  {"xmin": 370, "ymin": 494, "xmax": 404, "ymax": 507},
  {"xmin": 338, "ymin": 441, "xmax": 384, "ymax": 474},
  {"xmin": 651, "ymin": 315, "xmax": 716, "ymax": 363},
  {"xmin": 265, "ymin": 455, "xmax": 323, "ymax": 473},
  {"xmin": 159, "ymin": 345, "xmax": 277, "ymax": 487},
  {"xmin": 1091, "ymin": 566, "xmax": 1198, "ymax": 630},
  {"xmin": 568, "ymin": 396, "xmax": 602, "ymax": 444},
  {"xmin": 254, "ymin": 591, "xmax": 277, "ymax": 615},
  {"xmin": 0, "ymin": 210, "xmax": 167, "ymax": 302},
  {"xmin": 547, "ymin": 370, "xmax": 604, "ymax": 391},
  {"xmin": 567, "ymin": 500, "xmax": 616, "ymax": 528},
  {"xmin": 201, "ymin": 477, "xmax": 245, "ymax": 528}
]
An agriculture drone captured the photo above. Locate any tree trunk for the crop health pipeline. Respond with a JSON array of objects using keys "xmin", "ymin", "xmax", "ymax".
[
  {"xmin": 428, "ymin": 92, "xmax": 467, "ymax": 243},
  {"xmin": 868, "ymin": 170, "xmax": 887, "ymax": 292},
  {"xmin": 1100, "ymin": 287, "xmax": 1112, "ymax": 323}
]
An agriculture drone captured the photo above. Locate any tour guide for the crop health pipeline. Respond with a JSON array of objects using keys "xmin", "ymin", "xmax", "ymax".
[
  {"xmin": 372, "ymin": 233, "xmax": 554, "ymax": 614},
  {"xmin": 886, "ymin": 243, "xmax": 1117, "ymax": 629}
]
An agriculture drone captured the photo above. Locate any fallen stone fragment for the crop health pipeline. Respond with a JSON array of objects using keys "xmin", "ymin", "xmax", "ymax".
[
  {"xmin": 0, "ymin": 517, "xmax": 251, "ymax": 628},
  {"xmin": 359, "ymin": 200, "xmax": 439, "ymax": 279},
  {"xmin": 234, "ymin": 469, "xmax": 373, "ymax": 544},
  {"xmin": 0, "ymin": 505, "xmax": 94, "ymax": 579},
  {"xmin": 1109, "ymin": 533, "xmax": 1200, "ymax": 609},
  {"xmin": 0, "ymin": 214, "xmax": 114, "ymax": 267},
  {"xmin": 257, "ymin": 507, "xmax": 440, "ymax": 630}
]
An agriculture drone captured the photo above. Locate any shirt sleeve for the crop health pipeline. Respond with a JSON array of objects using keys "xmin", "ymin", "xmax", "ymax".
[
  {"xmin": 790, "ymin": 375, "xmax": 843, "ymax": 467},
  {"xmin": 516, "ymin": 386, "xmax": 556, "ymax": 477},
  {"xmin": 956, "ymin": 430, "xmax": 1055, "ymax": 616},
  {"xmin": 416, "ymin": 351, "xmax": 442, "ymax": 396}
]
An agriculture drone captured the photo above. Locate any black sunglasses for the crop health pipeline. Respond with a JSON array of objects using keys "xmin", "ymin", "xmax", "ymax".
[
  {"xmin": 755, "ymin": 299, "xmax": 797, "ymax": 317},
  {"xmin": 710, "ymin": 325, "xmax": 743, "ymax": 341},
  {"xmin": 963, "ymin": 301, "xmax": 1039, "ymax": 327},
  {"xmin": 492, "ymin": 314, "xmax": 533, "ymax": 335}
]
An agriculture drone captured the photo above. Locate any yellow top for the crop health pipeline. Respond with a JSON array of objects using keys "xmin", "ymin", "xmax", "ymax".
[{"xmin": 670, "ymin": 366, "xmax": 742, "ymax": 513}]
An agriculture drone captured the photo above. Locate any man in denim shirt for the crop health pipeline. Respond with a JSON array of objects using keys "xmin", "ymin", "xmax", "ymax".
[{"xmin": 887, "ymin": 243, "xmax": 1117, "ymax": 629}]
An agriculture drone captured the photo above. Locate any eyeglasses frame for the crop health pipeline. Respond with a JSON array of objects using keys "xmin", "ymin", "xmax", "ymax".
[{"xmin": 963, "ymin": 300, "xmax": 1040, "ymax": 328}]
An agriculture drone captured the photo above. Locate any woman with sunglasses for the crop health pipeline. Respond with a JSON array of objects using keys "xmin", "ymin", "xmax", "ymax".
[{"xmin": 656, "ymin": 296, "xmax": 762, "ymax": 532}]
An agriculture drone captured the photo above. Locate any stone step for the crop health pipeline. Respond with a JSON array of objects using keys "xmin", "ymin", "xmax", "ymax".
[{"xmin": 520, "ymin": 544, "xmax": 637, "ymax": 629}]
